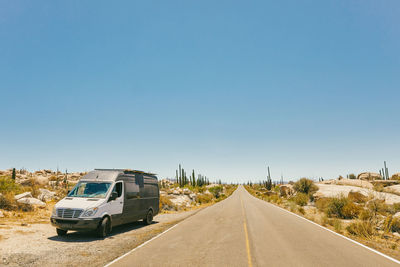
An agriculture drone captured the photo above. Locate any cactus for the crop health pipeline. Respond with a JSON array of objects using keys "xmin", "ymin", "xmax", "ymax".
[
  {"xmin": 11, "ymin": 168, "xmax": 16, "ymax": 180},
  {"xmin": 192, "ymin": 170, "xmax": 196, "ymax": 186}
]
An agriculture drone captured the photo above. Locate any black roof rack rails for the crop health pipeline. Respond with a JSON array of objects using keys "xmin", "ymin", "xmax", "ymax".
[{"xmin": 94, "ymin": 169, "xmax": 157, "ymax": 176}]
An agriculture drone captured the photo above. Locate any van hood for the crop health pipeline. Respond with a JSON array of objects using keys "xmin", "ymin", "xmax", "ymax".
[{"xmin": 55, "ymin": 197, "xmax": 105, "ymax": 210}]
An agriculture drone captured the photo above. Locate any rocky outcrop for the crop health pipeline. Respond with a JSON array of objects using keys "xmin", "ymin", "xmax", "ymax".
[
  {"xmin": 38, "ymin": 189, "xmax": 56, "ymax": 202},
  {"xmin": 17, "ymin": 197, "xmax": 45, "ymax": 207},
  {"xmin": 357, "ymin": 172, "xmax": 382, "ymax": 180},
  {"xmin": 14, "ymin": 192, "xmax": 33, "ymax": 200}
]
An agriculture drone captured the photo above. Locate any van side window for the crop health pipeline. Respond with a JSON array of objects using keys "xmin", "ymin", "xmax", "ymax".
[
  {"xmin": 112, "ymin": 182, "xmax": 123, "ymax": 197},
  {"xmin": 135, "ymin": 174, "xmax": 144, "ymax": 188},
  {"xmin": 125, "ymin": 181, "xmax": 139, "ymax": 199}
]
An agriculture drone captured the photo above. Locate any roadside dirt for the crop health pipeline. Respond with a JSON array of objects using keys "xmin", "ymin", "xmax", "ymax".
[{"xmin": 0, "ymin": 209, "xmax": 201, "ymax": 267}]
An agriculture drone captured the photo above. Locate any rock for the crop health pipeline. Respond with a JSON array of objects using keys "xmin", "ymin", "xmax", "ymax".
[
  {"xmin": 160, "ymin": 191, "xmax": 167, "ymax": 196},
  {"xmin": 280, "ymin": 185, "xmax": 294, "ymax": 197},
  {"xmin": 14, "ymin": 192, "xmax": 32, "ymax": 200},
  {"xmin": 357, "ymin": 172, "xmax": 382, "ymax": 180},
  {"xmin": 172, "ymin": 190, "xmax": 180, "ymax": 195},
  {"xmin": 17, "ymin": 197, "xmax": 45, "ymax": 206},
  {"xmin": 394, "ymin": 212, "xmax": 400, "ymax": 218},
  {"xmin": 169, "ymin": 195, "xmax": 191, "ymax": 207},
  {"xmin": 189, "ymin": 193, "xmax": 197, "ymax": 200},
  {"xmin": 183, "ymin": 188, "xmax": 191, "ymax": 195},
  {"xmin": 38, "ymin": 188, "xmax": 56, "ymax": 201},
  {"xmin": 35, "ymin": 175, "xmax": 49, "ymax": 186},
  {"xmin": 204, "ymin": 190, "xmax": 212, "ymax": 195},
  {"xmin": 0, "ymin": 210, "xmax": 4, "ymax": 218}
]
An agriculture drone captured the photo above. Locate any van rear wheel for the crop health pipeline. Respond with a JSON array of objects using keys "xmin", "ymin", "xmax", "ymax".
[
  {"xmin": 56, "ymin": 228, "xmax": 67, "ymax": 236},
  {"xmin": 97, "ymin": 217, "xmax": 111, "ymax": 238},
  {"xmin": 144, "ymin": 210, "xmax": 153, "ymax": 225}
]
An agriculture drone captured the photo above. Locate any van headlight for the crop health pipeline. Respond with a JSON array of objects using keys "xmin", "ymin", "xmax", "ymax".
[
  {"xmin": 81, "ymin": 207, "xmax": 98, "ymax": 217},
  {"xmin": 52, "ymin": 207, "xmax": 57, "ymax": 216}
]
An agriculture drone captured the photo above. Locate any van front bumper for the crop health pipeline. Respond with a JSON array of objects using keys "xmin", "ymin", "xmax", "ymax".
[{"xmin": 50, "ymin": 216, "xmax": 101, "ymax": 230}]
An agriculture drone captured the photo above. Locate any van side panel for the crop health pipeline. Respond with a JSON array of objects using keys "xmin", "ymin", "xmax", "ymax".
[{"xmin": 143, "ymin": 176, "xmax": 159, "ymax": 215}]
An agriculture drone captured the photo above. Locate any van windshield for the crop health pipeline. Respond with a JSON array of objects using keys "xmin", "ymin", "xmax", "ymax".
[{"xmin": 67, "ymin": 182, "xmax": 112, "ymax": 198}]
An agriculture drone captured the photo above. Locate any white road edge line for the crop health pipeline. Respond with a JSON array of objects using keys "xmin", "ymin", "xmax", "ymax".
[
  {"xmin": 103, "ymin": 222, "xmax": 182, "ymax": 267},
  {"xmin": 250, "ymin": 194, "xmax": 400, "ymax": 265}
]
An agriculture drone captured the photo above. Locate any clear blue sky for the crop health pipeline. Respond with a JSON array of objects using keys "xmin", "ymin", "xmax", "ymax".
[{"xmin": 1, "ymin": 1, "xmax": 399, "ymax": 183}]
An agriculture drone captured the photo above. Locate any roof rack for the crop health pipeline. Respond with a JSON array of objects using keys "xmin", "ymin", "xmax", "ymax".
[{"xmin": 94, "ymin": 169, "xmax": 157, "ymax": 176}]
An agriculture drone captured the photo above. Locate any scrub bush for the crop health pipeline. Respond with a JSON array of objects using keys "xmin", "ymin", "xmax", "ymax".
[
  {"xmin": 196, "ymin": 194, "xmax": 213, "ymax": 204},
  {"xmin": 346, "ymin": 221, "xmax": 374, "ymax": 238},
  {"xmin": 293, "ymin": 178, "xmax": 318, "ymax": 195},
  {"xmin": 326, "ymin": 195, "xmax": 361, "ymax": 219},
  {"xmin": 208, "ymin": 186, "xmax": 223, "ymax": 199},
  {"xmin": 293, "ymin": 193, "xmax": 308, "ymax": 206},
  {"xmin": 348, "ymin": 191, "xmax": 368, "ymax": 203},
  {"xmin": 315, "ymin": 197, "xmax": 332, "ymax": 213}
]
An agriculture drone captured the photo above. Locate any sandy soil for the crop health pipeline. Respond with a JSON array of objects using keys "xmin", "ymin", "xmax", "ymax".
[
  {"xmin": 316, "ymin": 184, "xmax": 400, "ymax": 204},
  {"xmin": 0, "ymin": 210, "xmax": 200, "ymax": 267}
]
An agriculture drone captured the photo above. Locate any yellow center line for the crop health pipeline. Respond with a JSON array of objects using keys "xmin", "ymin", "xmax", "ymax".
[{"xmin": 240, "ymin": 194, "xmax": 253, "ymax": 267}]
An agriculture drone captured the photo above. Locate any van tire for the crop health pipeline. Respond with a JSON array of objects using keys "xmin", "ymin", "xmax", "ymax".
[
  {"xmin": 97, "ymin": 217, "xmax": 110, "ymax": 238},
  {"xmin": 144, "ymin": 210, "xmax": 153, "ymax": 225},
  {"xmin": 56, "ymin": 228, "xmax": 67, "ymax": 236}
]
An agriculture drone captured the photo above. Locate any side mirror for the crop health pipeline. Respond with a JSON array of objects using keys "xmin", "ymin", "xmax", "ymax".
[{"xmin": 109, "ymin": 192, "xmax": 118, "ymax": 201}]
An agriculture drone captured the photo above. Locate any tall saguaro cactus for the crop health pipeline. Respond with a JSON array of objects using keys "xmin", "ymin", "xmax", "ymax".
[{"xmin": 11, "ymin": 168, "xmax": 16, "ymax": 180}]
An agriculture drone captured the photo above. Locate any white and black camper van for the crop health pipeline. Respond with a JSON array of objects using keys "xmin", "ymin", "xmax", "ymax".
[{"xmin": 50, "ymin": 169, "xmax": 159, "ymax": 237}]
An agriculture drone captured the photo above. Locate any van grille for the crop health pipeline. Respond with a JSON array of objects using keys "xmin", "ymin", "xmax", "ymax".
[{"xmin": 57, "ymin": 208, "xmax": 83, "ymax": 218}]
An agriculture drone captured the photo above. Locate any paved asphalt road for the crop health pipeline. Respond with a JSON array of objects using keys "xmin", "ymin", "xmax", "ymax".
[{"xmin": 109, "ymin": 186, "xmax": 399, "ymax": 267}]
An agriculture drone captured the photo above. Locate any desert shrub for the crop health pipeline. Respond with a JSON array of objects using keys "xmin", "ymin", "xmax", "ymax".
[
  {"xmin": 392, "ymin": 203, "xmax": 400, "ymax": 213},
  {"xmin": 326, "ymin": 196, "xmax": 360, "ymax": 219},
  {"xmin": 382, "ymin": 216, "xmax": 400, "ymax": 233},
  {"xmin": 159, "ymin": 195, "xmax": 175, "ymax": 211},
  {"xmin": 358, "ymin": 209, "xmax": 374, "ymax": 221},
  {"xmin": 367, "ymin": 199, "xmax": 390, "ymax": 216},
  {"xmin": 298, "ymin": 207, "xmax": 305, "ymax": 215},
  {"xmin": 333, "ymin": 218, "xmax": 342, "ymax": 232},
  {"xmin": 348, "ymin": 173, "xmax": 357, "ymax": 180},
  {"xmin": 346, "ymin": 221, "xmax": 374, "ymax": 238},
  {"xmin": 342, "ymin": 202, "xmax": 362, "ymax": 219},
  {"xmin": 321, "ymin": 215, "xmax": 329, "ymax": 226},
  {"xmin": 267, "ymin": 194, "xmax": 281, "ymax": 204},
  {"xmin": 315, "ymin": 197, "xmax": 332, "ymax": 213},
  {"xmin": 293, "ymin": 193, "xmax": 308, "ymax": 206},
  {"xmin": 373, "ymin": 184, "xmax": 384, "ymax": 192},
  {"xmin": 392, "ymin": 174, "xmax": 400, "ymax": 180},
  {"xmin": 209, "ymin": 186, "xmax": 223, "ymax": 199},
  {"xmin": 348, "ymin": 191, "xmax": 367, "ymax": 203},
  {"xmin": 196, "ymin": 194, "xmax": 213, "ymax": 204},
  {"xmin": 293, "ymin": 178, "xmax": 318, "ymax": 195},
  {"xmin": 0, "ymin": 177, "xmax": 23, "ymax": 194},
  {"xmin": 392, "ymin": 218, "xmax": 400, "ymax": 233},
  {"xmin": 17, "ymin": 202, "xmax": 34, "ymax": 212},
  {"xmin": 288, "ymin": 202, "xmax": 297, "ymax": 212},
  {"xmin": 326, "ymin": 196, "xmax": 347, "ymax": 218},
  {"xmin": 0, "ymin": 192, "xmax": 17, "ymax": 210}
]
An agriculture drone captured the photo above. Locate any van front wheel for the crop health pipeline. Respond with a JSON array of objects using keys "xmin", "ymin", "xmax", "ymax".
[
  {"xmin": 97, "ymin": 217, "xmax": 111, "ymax": 238},
  {"xmin": 144, "ymin": 210, "xmax": 153, "ymax": 225},
  {"xmin": 56, "ymin": 228, "xmax": 67, "ymax": 236}
]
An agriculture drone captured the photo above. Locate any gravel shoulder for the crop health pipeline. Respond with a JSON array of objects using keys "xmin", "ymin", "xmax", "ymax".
[{"xmin": 0, "ymin": 209, "xmax": 202, "ymax": 267}]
